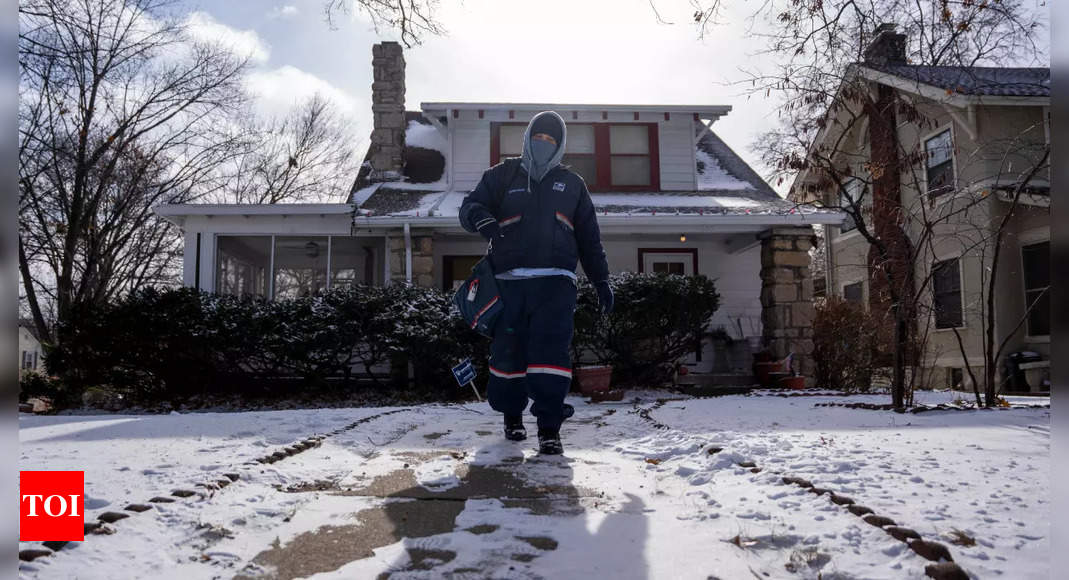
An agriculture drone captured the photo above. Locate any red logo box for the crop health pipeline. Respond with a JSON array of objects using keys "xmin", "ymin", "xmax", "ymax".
[{"xmin": 20, "ymin": 471, "xmax": 84, "ymax": 541}]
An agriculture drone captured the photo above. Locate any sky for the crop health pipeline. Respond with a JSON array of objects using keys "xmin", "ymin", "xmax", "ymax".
[
  {"xmin": 178, "ymin": 0, "xmax": 788, "ymax": 191},
  {"xmin": 179, "ymin": 0, "xmax": 1049, "ymax": 196}
]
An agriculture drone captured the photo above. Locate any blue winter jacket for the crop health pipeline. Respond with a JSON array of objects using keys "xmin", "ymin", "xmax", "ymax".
[{"xmin": 458, "ymin": 157, "xmax": 610, "ymax": 283}]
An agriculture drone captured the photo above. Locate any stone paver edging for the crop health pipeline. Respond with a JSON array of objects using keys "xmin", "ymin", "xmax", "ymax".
[
  {"xmin": 638, "ymin": 400, "xmax": 971, "ymax": 579},
  {"xmin": 18, "ymin": 408, "xmax": 411, "ymax": 565}
]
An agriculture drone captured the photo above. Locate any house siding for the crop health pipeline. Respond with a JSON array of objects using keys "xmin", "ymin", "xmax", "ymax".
[
  {"xmin": 658, "ymin": 116, "xmax": 698, "ymax": 191},
  {"xmin": 451, "ymin": 118, "xmax": 490, "ymax": 192}
]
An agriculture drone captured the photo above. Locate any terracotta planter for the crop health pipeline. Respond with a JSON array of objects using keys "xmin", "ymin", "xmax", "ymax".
[
  {"xmin": 575, "ymin": 365, "xmax": 613, "ymax": 395},
  {"xmin": 754, "ymin": 361, "xmax": 784, "ymax": 386},
  {"xmin": 778, "ymin": 376, "xmax": 806, "ymax": 390}
]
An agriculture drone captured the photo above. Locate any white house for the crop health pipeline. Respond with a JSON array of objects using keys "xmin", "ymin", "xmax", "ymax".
[
  {"xmin": 18, "ymin": 319, "xmax": 44, "ymax": 378},
  {"xmin": 154, "ymin": 42, "xmax": 842, "ymax": 382}
]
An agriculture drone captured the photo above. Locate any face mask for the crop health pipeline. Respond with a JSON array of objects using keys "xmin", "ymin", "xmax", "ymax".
[{"xmin": 530, "ymin": 139, "xmax": 557, "ymax": 168}]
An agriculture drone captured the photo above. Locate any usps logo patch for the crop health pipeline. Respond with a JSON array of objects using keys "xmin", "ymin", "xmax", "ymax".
[{"xmin": 552, "ymin": 182, "xmax": 566, "ymax": 192}]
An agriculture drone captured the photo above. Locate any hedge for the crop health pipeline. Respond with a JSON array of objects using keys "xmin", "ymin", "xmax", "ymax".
[{"xmin": 36, "ymin": 272, "xmax": 718, "ymax": 407}]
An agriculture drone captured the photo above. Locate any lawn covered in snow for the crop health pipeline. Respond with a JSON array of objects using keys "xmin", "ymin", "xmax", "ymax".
[{"xmin": 19, "ymin": 390, "xmax": 1050, "ymax": 579}]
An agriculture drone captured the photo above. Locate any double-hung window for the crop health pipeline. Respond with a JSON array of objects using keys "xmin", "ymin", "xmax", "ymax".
[
  {"xmin": 838, "ymin": 178, "xmax": 864, "ymax": 234},
  {"xmin": 925, "ymin": 128, "xmax": 955, "ymax": 197},
  {"xmin": 932, "ymin": 258, "xmax": 963, "ymax": 329},
  {"xmin": 1022, "ymin": 241, "xmax": 1050, "ymax": 337},
  {"xmin": 493, "ymin": 122, "xmax": 659, "ymax": 191},
  {"xmin": 843, "ymin": 281, "xmax": 864, "ymax": 304}
]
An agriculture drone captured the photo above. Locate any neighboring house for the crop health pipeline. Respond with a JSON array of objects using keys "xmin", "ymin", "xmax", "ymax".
[
  {"xmin": 790, "ymin": 26, "xmax": 1050, "ymax": 393},
  {"xmin": 18, "ymin": 319, "xmax": 44, "ymax": 377},
  {"xmin": 155, "ymin": 42, "xmax": 842, "ymax": 381}
]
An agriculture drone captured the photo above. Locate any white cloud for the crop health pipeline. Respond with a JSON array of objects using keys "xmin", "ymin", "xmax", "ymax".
[
  {"xmin": 185, "ymin": 11, "xmax": 270, "ymax": 64},
  {"xmin": 246, "ymin": 65, "xmax": 361, "ymax": 119},
  {"xmin": 267, "ymin": 5, "xmax": 300, "ymax": 20}
]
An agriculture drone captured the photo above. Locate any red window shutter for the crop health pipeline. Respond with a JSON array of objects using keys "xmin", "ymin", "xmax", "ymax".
[{"xmin": 490, "ymin": 123, "xmax": 500, "ymax": 165}]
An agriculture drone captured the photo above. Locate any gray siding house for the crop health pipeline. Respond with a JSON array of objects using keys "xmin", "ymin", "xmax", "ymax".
[{"xmin": 790, "ymin": 28, "xmax": 1050, "ymax": 393}]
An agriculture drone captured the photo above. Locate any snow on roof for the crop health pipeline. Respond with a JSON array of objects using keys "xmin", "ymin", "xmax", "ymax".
[
  {"xmin": 405, "ymin": 120, "xmax": 447, "ymax": 154},
  {"xmin": 695, "ymin": 149, "xmax": 752, "ymax": 191},
  {"xmin": 354, "ymin": 187, "xmax": 825, "ymax": 219}
]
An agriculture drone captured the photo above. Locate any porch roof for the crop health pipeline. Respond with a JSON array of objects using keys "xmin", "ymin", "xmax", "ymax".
[{"xmin": 152, "ymin": 200, "xmax": 844, "ymax": 229}]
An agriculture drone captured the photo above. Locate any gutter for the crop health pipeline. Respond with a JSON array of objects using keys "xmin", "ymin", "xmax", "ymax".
[{"xmin": 354, "ymin": 212, "xmax": 846, "ymax": 228}]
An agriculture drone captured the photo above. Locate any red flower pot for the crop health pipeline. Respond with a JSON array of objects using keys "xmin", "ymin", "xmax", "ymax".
[
  {"xmin": 754, "ymin": 362, "xmax": 784, "ymax": 386},
  {"xmin": 576, "ymin": 365, "xmax": 613, "ymax": 395}
]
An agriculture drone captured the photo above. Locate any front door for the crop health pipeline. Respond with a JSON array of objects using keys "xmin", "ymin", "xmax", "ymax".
[
  {"xmin": 639, "ymin": 249, "xmax": 706, "ymax": 370},
  {"xmin": 443, "ymin": 255, "xmax": 483, "ymax": 291}
]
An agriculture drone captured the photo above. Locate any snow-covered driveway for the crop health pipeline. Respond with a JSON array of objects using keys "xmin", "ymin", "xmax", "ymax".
[{"xmin": 19, "ymin": 391, "xmax": 1050, "ymax": 579}]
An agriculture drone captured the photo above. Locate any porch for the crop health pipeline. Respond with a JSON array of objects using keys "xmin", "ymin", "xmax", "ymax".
[{"xmin": 155, "ymin": 204, "xmax": 827, "ymax": 384}]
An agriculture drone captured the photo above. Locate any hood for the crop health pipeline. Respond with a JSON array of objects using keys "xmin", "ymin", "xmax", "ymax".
[{"xmin": 521, "ymin": 110, "xmax": 567, "ymax": 183}]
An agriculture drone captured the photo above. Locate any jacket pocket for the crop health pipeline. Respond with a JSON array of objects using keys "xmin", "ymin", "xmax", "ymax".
[{"xmin": 552, "ymin": 212, "xmax": 578, "ymax": 266}]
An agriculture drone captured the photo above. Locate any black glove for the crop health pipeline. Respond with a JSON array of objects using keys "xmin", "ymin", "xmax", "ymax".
[
  {"xmin": 475, "ymin": 218, "xmax": 501, "ymax": 241},
  {"xmin": 594, "ymin": 280, "xmax": 614, "ymax": 315}
]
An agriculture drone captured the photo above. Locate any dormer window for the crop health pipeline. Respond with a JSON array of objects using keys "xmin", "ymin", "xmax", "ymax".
[
  {"xmin": 492, "ymin": 122, "xmax": 660, "ymax": 191},
  {"xmin": 925, "ymin": 128, "xmax": 955, "ymax": 197}
]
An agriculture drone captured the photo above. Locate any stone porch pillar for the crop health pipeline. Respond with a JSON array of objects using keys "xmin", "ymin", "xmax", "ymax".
[
  {"xmin": 759, "ymin": 226, "xmax": 818, "ymax": 381},
  {"xmin": 388, "ymin": 234, "xmax": 434, "ymax": 287}
]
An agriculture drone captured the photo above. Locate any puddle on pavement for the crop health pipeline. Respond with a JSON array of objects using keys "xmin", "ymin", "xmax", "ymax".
[{"xmin": 238, "ymin": 456, "xmax": 586, "ymax": 579}]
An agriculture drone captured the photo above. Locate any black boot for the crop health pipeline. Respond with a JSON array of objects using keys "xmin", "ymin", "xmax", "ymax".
[
  {"xmin": 504, "ymin": 414, "xmax": 526, "ymax": 441},
  {"xmin": 538, "ymin": 429, "xmax": 563, "ymax": 455}
]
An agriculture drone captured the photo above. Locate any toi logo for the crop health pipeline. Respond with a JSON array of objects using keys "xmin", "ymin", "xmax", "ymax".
[{"xmin": 20, "ymin": 471, "xmax": 85, "ymax": 541}]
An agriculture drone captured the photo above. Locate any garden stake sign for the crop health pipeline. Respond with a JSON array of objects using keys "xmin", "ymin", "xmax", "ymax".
[{"xmin": 452, "ymin": 358, "xmax": 481, "ymax": 401}]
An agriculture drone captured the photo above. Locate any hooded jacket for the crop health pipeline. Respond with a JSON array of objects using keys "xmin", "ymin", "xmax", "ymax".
[{"xmin": 459, "ymin": 111, "xmax": 609, "ymax": 283}]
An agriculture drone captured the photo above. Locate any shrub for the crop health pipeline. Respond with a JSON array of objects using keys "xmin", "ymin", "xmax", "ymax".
[
  {"xmin": 573, "ymin": 272, "xmax": 720, "ymax": 387},
  {"xmin": 385, "ymin": 284, "xmax": 488, "ymax": 393},
  {"xmin": 812, "ymin": 297, "xmax": 889, "ymax": 391},
  {"xmin": 46, "ymin": 284, "xmax": 490, "ymax": 407}
]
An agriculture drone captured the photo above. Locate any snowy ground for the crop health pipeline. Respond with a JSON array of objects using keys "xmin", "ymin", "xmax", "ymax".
[{"xmin": 19, "ymin": 389, "xmax": 1050, "ymax": 579}]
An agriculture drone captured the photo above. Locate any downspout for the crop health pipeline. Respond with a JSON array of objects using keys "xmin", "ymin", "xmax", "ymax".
[
  {"xmin": 824, "ymin": 227, "xmax": 835, "ymax": 298},
  {"xmin": 383, "ymin": 232, "xmax": 391, "ymax": 286},
  {"xmin": 404, "ymin": 222, "xmax": 413, "ymax": 284}
]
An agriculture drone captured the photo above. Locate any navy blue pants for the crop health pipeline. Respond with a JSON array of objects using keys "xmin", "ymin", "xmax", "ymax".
[{"xmin": 487, "ymin": 276, "xmax": 577, "ymax": 431}]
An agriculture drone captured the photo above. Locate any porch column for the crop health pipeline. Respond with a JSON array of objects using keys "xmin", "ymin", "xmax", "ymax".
[
  {"xmin": 759, "ymin": 226, "xmax": 817, "ymax": 382},
  {"xmin": 388, "ymin": 233, "xmax": 434, "ymax": 287}
]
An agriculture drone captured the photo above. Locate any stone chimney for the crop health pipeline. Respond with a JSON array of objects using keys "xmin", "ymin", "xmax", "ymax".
[
  {"xmin": 863, "ymin": 23, "xmax": 907, "ymax": 66},
  {"xmin": 370, "ymin": 42, "xmax": 406, "ymax": 178}
]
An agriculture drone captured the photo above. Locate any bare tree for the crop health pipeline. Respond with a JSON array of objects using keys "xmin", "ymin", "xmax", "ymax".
[
  {"xmin": 710, "ymin": 0, "xmax": 1045, "ymax": 408},
  {"xmin": 18, "ymin": 0, "xmax": 250, "ymax": 345},
  {"xmin": 323, "ymin": 0, "xmax": 445, "ymax": 47},
  {"xmin": 218, "ymin": 94, "xmax": 358, "ymax": 205}
]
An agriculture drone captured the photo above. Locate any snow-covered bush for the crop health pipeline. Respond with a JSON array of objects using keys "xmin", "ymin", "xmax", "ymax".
[
  {"xmin": 383, "ymin": 283, "xmax": 488, "ymax": 392},
  {"xmin": 573, "ymin": 272, "xmax": 720, "ymax": 387}
]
